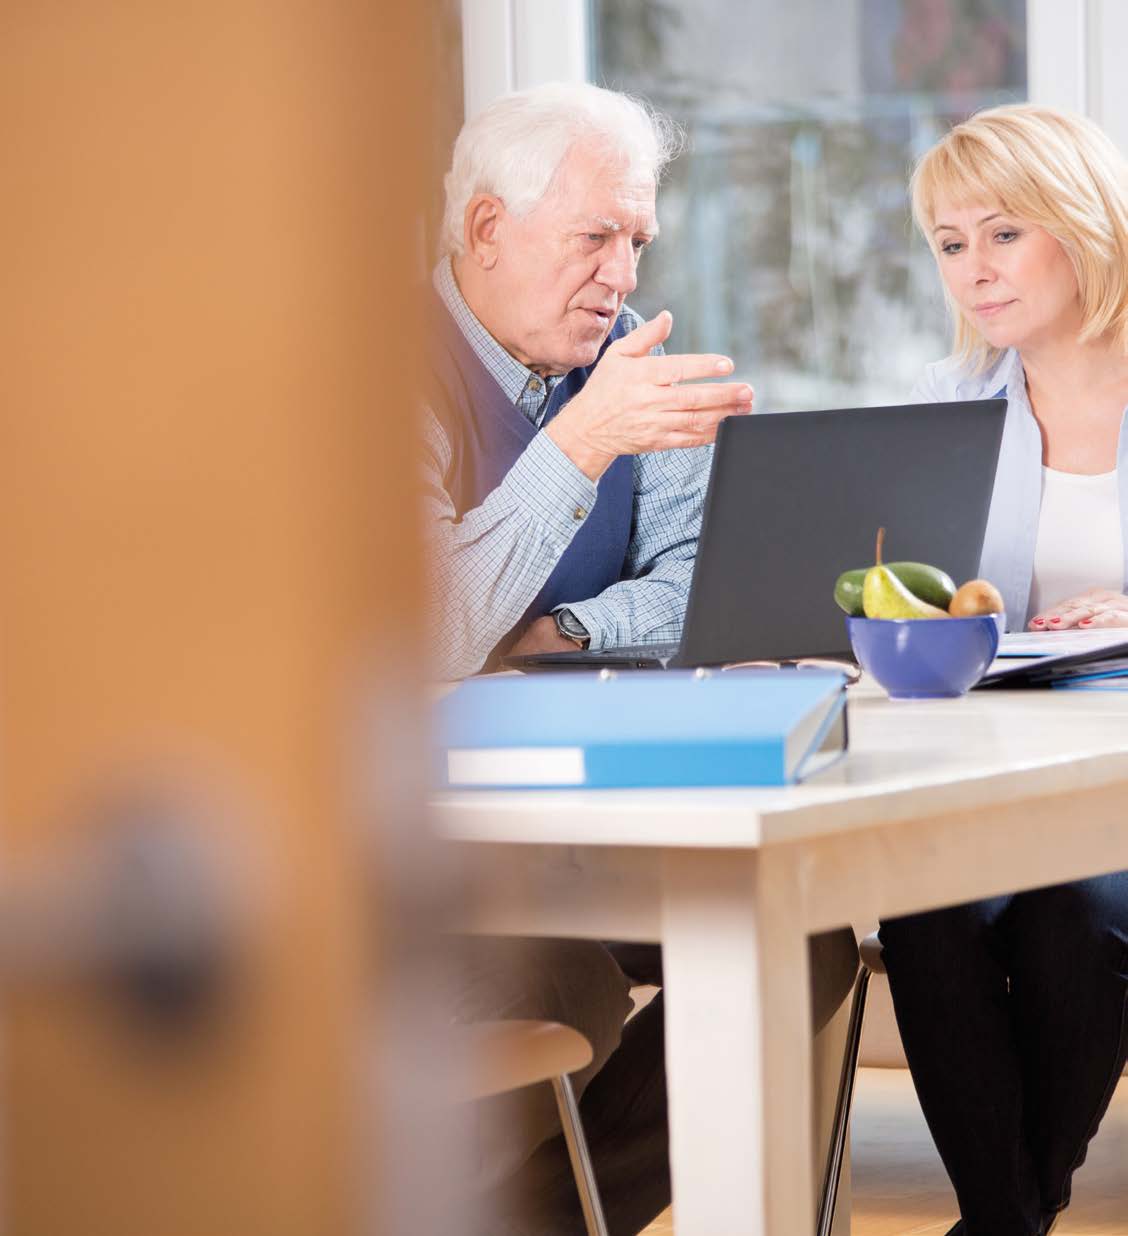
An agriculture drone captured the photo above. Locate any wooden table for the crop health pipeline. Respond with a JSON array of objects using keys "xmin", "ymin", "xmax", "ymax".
[{"xmin": 432, "ymin": 683, "xmax": 1128, "ymax": 1234}]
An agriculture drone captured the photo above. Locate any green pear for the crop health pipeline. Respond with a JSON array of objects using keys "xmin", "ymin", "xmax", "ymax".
[{"xmin": 862, "ymin": 529, "xmax": 951, "ymax": 619}]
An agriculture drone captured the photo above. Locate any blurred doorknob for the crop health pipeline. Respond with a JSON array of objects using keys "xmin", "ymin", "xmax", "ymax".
[{"xmin": 0, "ymin": 786, "xmax": 244, "ymax": 1033}]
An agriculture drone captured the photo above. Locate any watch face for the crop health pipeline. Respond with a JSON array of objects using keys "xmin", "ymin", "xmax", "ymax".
[{"xmin": 556, "ymin": 609, "xmax": 589, "ymax": 641}]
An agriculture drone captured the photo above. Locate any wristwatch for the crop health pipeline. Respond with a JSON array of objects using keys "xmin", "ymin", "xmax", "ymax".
[{"xmin": 554, "ymin": 607, "xmax": 591, "ymax": 649}]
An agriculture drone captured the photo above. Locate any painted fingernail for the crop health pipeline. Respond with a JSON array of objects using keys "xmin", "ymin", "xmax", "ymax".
[
  {"xmin": 1050, "ymin": 617, "xmax": 1062, "ymax": 625},
  {"xmin": 1080, "ymin": 617, "xmax": 1093, "ymax": 626},
  {"xmin": 1032, "ymin": 617, "xmax": 1045, "ymax": 626}
]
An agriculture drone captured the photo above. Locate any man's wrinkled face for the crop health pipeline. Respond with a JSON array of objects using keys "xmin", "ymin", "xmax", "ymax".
[{"xmin": 486, "ymin": 141, "xmax": 658, "ymax": 376}]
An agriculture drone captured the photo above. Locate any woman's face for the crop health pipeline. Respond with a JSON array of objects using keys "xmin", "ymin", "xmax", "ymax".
[{"xmin": 930, "ymin": 195, "xmax": 1081, "ymax": 353}]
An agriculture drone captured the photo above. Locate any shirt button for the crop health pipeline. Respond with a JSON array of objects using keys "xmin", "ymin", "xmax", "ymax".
[
  {"xmin": 573, "ymin": 506, "xmax": 587, "ymax": 521},
  {"xmin": 529, "ymin": 377, "xmax": 542, "ymax": 392}
]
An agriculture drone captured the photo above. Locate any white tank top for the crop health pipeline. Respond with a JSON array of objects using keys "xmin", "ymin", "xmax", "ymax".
[{"xmin": 1028, "ymin": 467, "xmax": 1124, "ymax": 614}]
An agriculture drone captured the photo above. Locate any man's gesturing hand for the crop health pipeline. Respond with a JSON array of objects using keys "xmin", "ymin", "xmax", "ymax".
[{"xmin": 546, "ymin": 310, "xmax": 754, "ymax": 480}]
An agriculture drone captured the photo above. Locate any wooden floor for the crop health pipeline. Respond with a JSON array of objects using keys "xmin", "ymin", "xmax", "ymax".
[{"xmin": 642, "ymin": 1068, "xmax": 1128, "ymax": 1234}]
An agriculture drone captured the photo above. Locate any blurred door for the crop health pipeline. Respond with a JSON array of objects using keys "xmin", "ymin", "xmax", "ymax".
[{"xmin": 0, "ymin": 4, "xmax": 431, "ymax": 1234}]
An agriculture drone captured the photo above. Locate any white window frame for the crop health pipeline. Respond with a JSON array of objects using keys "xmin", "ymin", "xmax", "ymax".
[{"xmin": 460, "ymin": 0, "xmax": 588, "ymax": 120}]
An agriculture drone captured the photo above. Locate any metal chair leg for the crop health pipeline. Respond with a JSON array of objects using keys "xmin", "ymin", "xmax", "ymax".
[
  {"xmin": 815, "ymin": 963, "xmax": 873, "ymax": 1236},
  {"xmin": 551, "ymin": 1073, "xmax": 610, "ymax": 1236}
]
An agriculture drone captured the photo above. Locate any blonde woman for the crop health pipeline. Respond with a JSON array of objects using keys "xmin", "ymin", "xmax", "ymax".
[{"xmin": 879, "ymin": 105, "xmax": 1128, "ymax": 1236}]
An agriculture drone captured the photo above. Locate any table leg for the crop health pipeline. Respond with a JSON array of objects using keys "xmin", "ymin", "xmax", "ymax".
[{"xmin": 661, "ymin": 848, "xmax": 813, "ymax": 1236}]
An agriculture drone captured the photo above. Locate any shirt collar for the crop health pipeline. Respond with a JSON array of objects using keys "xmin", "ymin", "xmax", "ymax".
[
  {"xmin": 433, "ymin": 256, "xmax": 562, "ymax": 409},
  {"xmin": 955, "ymin": 346, "xmax": 1025, "ymax": 401}
]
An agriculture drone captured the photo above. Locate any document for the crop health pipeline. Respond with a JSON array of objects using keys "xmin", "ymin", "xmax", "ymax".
[
  {"xmin": 997, "ymin": 629, "xmax": 1128, "ymax": 658},
  {"xmin": 982, "ymin": 634, "xmax": 1128, "ymax": 689}
]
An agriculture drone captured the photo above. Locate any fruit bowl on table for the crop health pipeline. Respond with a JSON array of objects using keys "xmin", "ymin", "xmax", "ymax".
[{"xmin": 846, "ymin": 614, "xmax": 1001, "ymax": 700}]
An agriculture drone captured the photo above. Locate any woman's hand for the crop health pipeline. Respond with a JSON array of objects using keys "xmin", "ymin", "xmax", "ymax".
[{"xmin": 1029, "ymin": 588, "xmax": 1128, "ymax": 630}]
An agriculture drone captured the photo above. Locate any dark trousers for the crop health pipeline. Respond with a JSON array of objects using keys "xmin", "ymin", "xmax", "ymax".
[
  {"xmin": 450, "ymin": 929, "xmax": 858, "ymax": 1236},
  {"xmin": 879, "ymin": 874, "xmax": 1128, "ymax": 1236}
]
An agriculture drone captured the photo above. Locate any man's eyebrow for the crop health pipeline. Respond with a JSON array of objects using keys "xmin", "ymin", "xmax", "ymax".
[
  {"xmin": 580, "ymin": 215, "xmax": 659, "ymax": 237},
  {"xmin": 933, "ymin": 211, "xmax": 1001, "ymax": 234}
]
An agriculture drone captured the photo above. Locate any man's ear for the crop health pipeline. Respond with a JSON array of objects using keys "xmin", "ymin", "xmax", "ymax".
[{"xmin": 463, "ymin": 194, "xmax": 505, "ymax": 270}]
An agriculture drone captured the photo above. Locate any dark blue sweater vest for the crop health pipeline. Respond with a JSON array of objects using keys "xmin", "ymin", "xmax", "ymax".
[{"xmin": 429, "ymin": 293, "xmax": 634, "ymax": 663}]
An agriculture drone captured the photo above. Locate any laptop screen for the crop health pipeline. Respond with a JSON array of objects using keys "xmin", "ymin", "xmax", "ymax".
[{"xmin": 676, "ymin": 400, "xmax": 1006, "ymax": 666}]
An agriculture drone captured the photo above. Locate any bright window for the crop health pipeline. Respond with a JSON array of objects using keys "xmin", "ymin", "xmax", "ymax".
[{"xmin": 590, "ymin": 0, "xmax": 1028, "ymax": 410}]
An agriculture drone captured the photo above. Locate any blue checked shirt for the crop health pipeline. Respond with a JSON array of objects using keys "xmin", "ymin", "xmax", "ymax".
[{"xmin": 424, "ymin": 258, "xmax": 712, "ymax": 680}]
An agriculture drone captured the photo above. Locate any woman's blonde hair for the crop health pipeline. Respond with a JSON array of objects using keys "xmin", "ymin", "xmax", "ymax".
[{"xmin": 910, "ymin": 103, "xmax": 1128, "ymax": 369}]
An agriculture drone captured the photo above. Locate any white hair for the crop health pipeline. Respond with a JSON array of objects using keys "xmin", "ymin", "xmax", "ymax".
[{"xmin": 440, "ymin": 81, "xmax": 683, "ymax": 258}]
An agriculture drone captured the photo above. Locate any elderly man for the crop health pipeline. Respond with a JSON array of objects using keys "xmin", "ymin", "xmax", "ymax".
[
  {"xmin": 429, "ymin": 83, "xmax": 857, "ymax": 1236},
  {"xmin": 425, "ymin": 82, "xmax": 752, "ymax": 680}
]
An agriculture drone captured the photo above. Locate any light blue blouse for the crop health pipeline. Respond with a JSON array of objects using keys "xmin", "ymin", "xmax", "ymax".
[{"xmin": 910, "ymin": 348, "xmax": 1128, "ymax": 630}]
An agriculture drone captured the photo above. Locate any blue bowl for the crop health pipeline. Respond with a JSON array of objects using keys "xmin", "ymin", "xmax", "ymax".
[{"xmin": 846, "ymin": 615, "xmax": 1001, "ymax": 699}]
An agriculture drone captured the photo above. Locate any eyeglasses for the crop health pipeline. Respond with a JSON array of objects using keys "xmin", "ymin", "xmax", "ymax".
[{"xmin": 718, "ymin": 658, "xmax": 862, "ymax": 685}]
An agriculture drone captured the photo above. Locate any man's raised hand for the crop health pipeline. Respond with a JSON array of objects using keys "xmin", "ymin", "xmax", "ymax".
[{"xmin": 546, "ymin": 310, "xmax": 754, "ymax": 480}]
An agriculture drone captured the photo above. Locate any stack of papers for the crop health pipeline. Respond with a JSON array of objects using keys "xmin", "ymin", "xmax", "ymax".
[
  {"xmin": 996, "ymin": 629, "xmax": 1128, "ymax": 658},
  {"xmin": 982, "ymin": 631, "xmax": 1128, "ymax": 689}
]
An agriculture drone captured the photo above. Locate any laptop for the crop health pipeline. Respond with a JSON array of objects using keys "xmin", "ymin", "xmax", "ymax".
[{"xmin": 503, "ymin": 399, "xmax": 1007, "ymax": 670}]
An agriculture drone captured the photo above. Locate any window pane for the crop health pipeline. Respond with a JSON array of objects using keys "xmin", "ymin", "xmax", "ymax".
[{"xmin": 591, "ymin": 0, "xmax": 1027, "ymax": 410}]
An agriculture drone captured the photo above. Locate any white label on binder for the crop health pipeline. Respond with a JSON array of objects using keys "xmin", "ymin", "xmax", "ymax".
[{"xmin": 447, "ymin": 746, "xmax": 586, "ymax": 786}]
